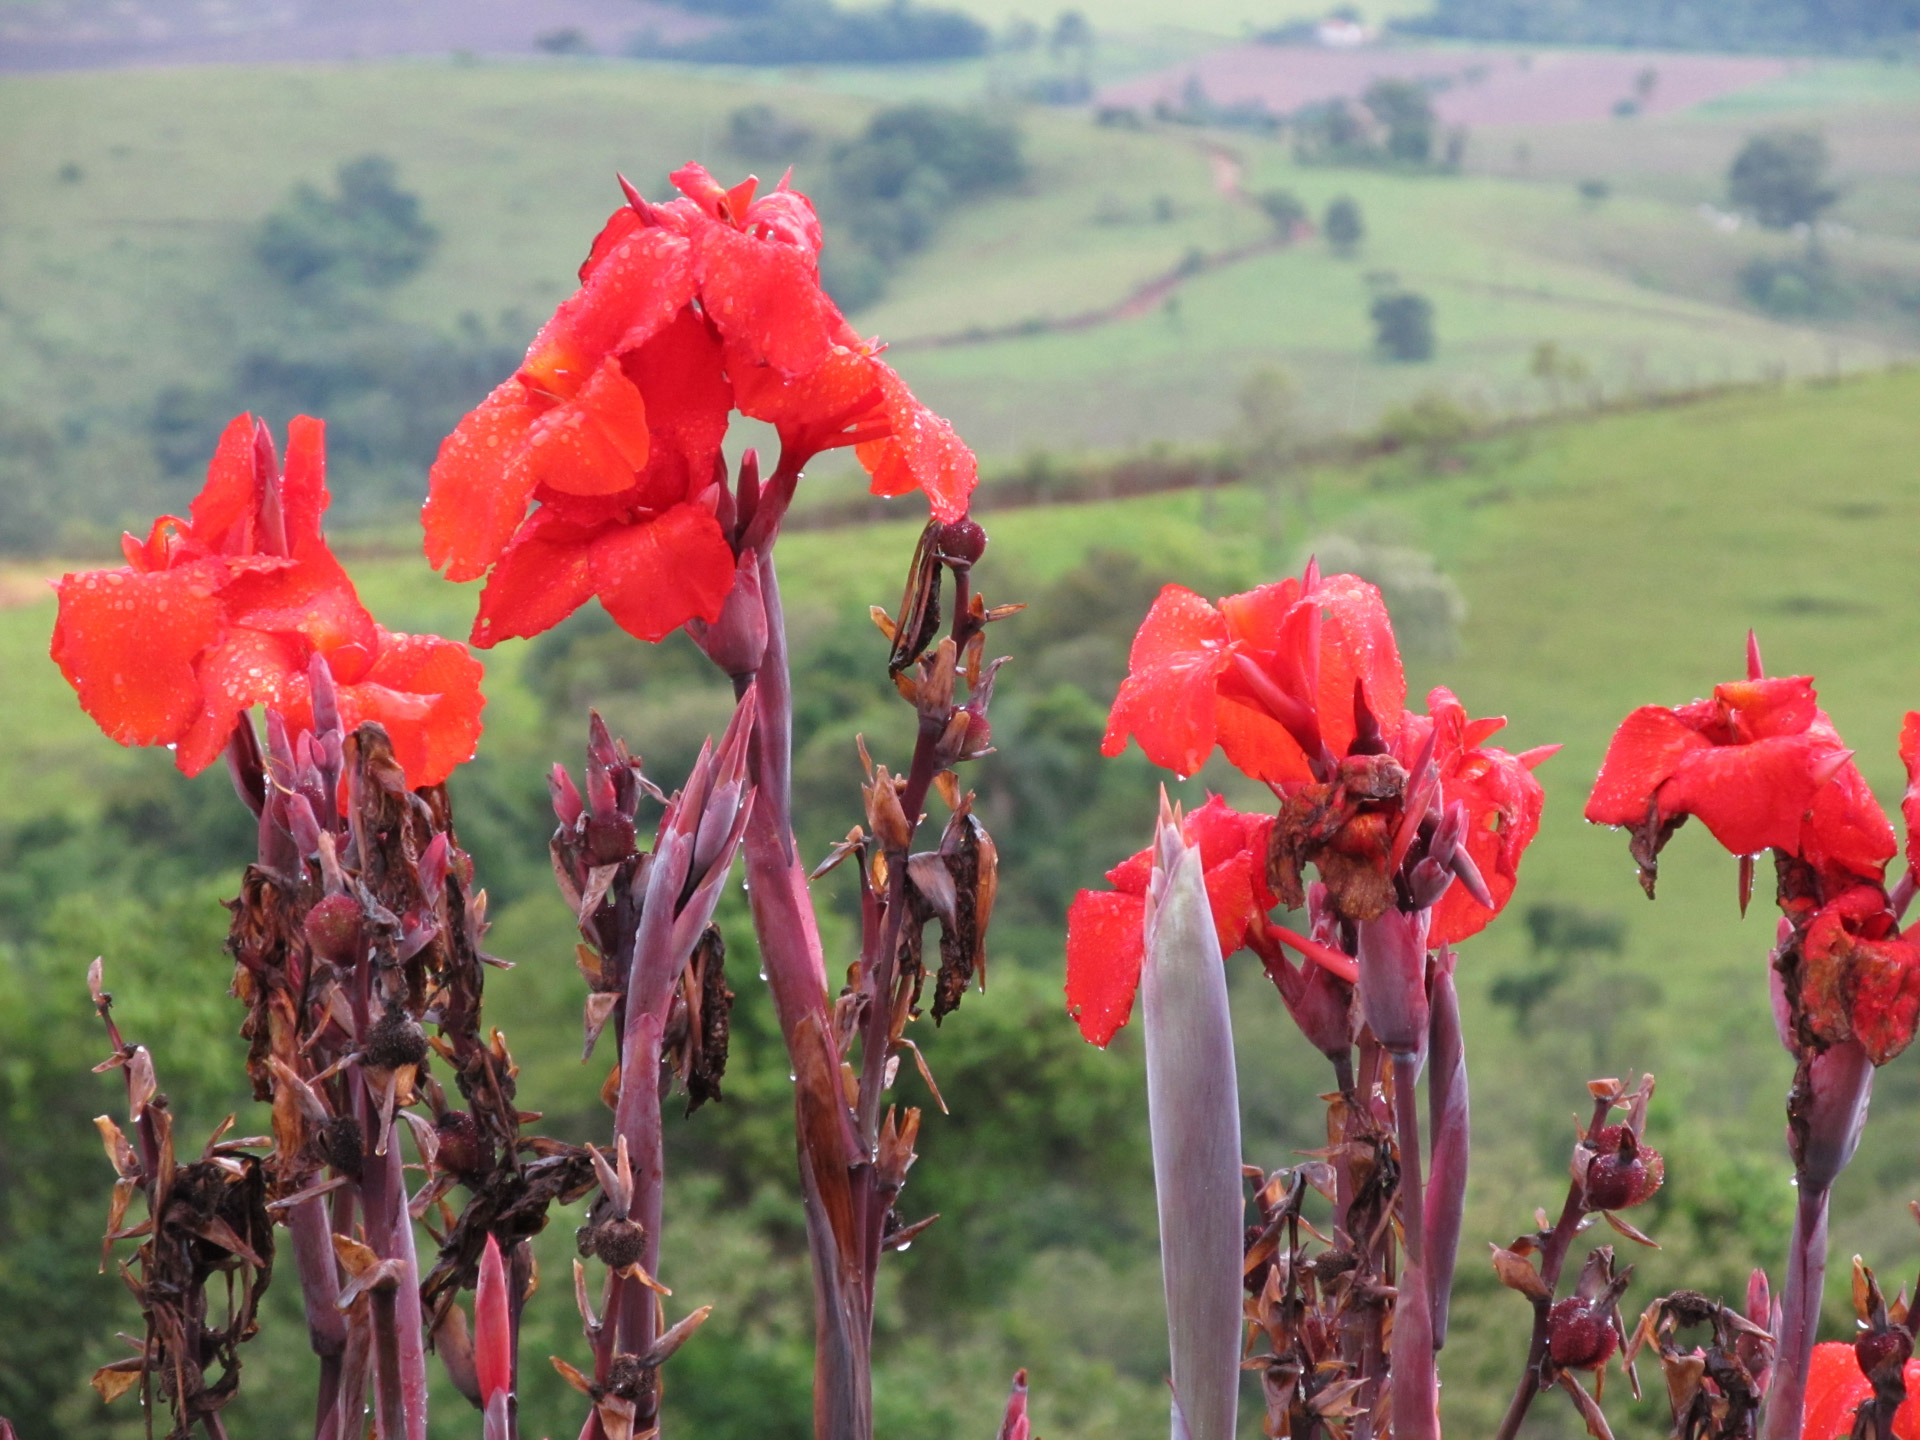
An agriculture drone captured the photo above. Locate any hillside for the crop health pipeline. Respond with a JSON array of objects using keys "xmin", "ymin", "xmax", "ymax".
[
  {"xmin": 3, "ymin": 55, "xmax": 1916, "ymax": 553},
  {"xmin": 6, "ymin": 366, "xmax": 1920, "ymax": 1436}
]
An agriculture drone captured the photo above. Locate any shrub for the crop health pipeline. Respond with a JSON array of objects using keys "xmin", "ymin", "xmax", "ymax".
[
  {"xmin": 255, "ymin": 154, "xmax": 438, "ymax": 291},
  {"xmin": 726, "ymin": 103, "xmax": 818, "ymax": 163},
  {"xmin": 1325, "ymin": 195, "xmax": 1365, "ymax": 255},
  {"xmin": 1728, "ymin": 129, "xmax": 1838, "ymax": 230},
  {"xmin": 1371, "ymin": 291, "xmax": 1435, "ymax": 361}
]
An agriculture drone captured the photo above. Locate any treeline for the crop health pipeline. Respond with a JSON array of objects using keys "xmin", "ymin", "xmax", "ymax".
[
  {"xmin": 1402, "ymin": 0, "xmax": 1920, "ymax": 51},
  {"xmin": 636, "ymin": 0, "xmax": 990, "ymax": 64}
]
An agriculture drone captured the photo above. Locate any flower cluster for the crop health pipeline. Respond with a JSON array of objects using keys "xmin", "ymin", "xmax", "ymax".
[
  {"xmin": 1586, "ymin": 643, "xmax": 1920, "ymax": 1065},
  {"xmin": 52, "ymin": 414, "xmax": 484, "ymax": 788},
  {"xmin": 1068, "ymin": 563, "xmax": 1550, "ymax": 1045},
  {"xmin": 423, "ymin": 165, "xmax": 977, "ymax": 649}
]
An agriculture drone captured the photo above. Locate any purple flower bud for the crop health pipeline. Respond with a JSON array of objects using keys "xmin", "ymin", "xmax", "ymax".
[
  {"xmin": 550, "ymin": 763, "xmax": 583, "ymax": 830},
  {"xmin": 1357, "ymin": 906, "xmax": 1431, "ymax": 1056}
]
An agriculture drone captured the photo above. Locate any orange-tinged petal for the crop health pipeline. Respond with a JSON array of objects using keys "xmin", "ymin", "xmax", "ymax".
[
  {"xmin": 524, "ymin": 357, "xmax": 651, "ymax": 498},
  {"xmin": 521, "ymin": 226, "xmax": 693, "ymax": 400},
  {"xmin": 1215, "ymin": 695, "xmax": 1317, "ymax": 786},
  {"xmin": 280, "ymin": 415, "xmax": 329, "ymax": 554},
  {"xmin": 338, "ymin": 630, "xmax": 486, "ymax": 788},
  {"xmin": 471, "ymin": 511, "xmax": 597, "ymax": 648},
  {"xmin": 51, "ymin": 563, "xmax": 225, "ymax": 751},
  {"xmin": 1065, "ymin": 888, "xmax": 1146, "ymax": 1046},
  {"xmin": 1806, "ymin": 757, "xmax": 1899, "ymax": 886},
  {"xmin": 588, "ymin": 502, "xmax": 736, "ymax": 644},
  {"xmin": 1714, "ymin": 675, "xmax": 1819, "ymax": 743},
  {"xmin": 619, "ymin": 308, "xmax": 732, "ymax": 513},
  {"xmin": 425, "ymin": 380, "xmax": 542, "ymax": 581}
]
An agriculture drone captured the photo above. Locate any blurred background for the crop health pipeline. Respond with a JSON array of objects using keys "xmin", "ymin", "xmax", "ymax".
[{"xmin": 1, "ymin": 0, "xmax": 1918, "ymax": 1435}]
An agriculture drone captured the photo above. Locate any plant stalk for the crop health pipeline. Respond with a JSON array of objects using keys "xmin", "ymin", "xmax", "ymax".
[{"xmin": 1390, "ymin": 1051, "xmax": 1439, "ymax": 1440}]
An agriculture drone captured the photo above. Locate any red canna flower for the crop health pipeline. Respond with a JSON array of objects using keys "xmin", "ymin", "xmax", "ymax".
[
  {"xmin": 1588, "ymin": 640, "xmax": 1920, "ymax": 1066},
  {"xmin": 1803, "ymin": 1341, "xmax": 1920, "ymax": 1439},
  {"xmin": 1585, "ymin": 668, "xmax": 1894, "ymax": 891},
  {"xmin": 1101, "ymin": 568, "xmax": 1405, "ymax": 784},
  {"xmin": 52, "ymin": 414, "xmax": 484, "ymax": 788},
  {"xmin": 424, "ymin": 164, "xmax": 976, "ymax": 649},
  {"xmin": 1407, "ymin": 687, "xmax": 1553, "ymax": 946},
  {"xmin": 1065, "ymin": 796, "xmax": 1278, "ymax": 1046}
]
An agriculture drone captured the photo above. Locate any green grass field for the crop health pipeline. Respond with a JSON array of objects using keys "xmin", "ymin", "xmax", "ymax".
[
  {"xmin": 9, "ymin": 364, "xmax": 1920, "ymax": 1434},
  {"xmin": 3, "ymin": 55, "xmax": 1916, "ymax": 543}
]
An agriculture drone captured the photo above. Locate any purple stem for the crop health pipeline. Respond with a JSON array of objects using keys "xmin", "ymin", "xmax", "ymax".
[
  {"xmin": 1765, "ymin": 1181, "xmax": 1833, "ymax": 1440},
  {"xmin": 612, "ymin": 1010, "xmax": 667, "ymax": 1360},
  {"xmin": 1390, "ymin": 1051, "xmax": 1439, "ymax": 1440},
  {"xmin": 1765, "ymin": 1039, "xmax": 1874, "ymax": 1440},
  {"xmin": 368, "ymin": 1281, "xmax": 408, "ymax": 1440},
  {"xmin": 1423, "ymin": 957, "xmax": 1469, "ymax": 1350},
  {"xmin": 288, "ymin": 1194, "xmax": 347, "ymax": 1440},
  {"xmin": 356, "ymin": 1079, "xmax": 429, "ymax": 1440},
  {"xmin": 1491, "ymin": 1094, "xmax": 1611, "ymax": 1440}
]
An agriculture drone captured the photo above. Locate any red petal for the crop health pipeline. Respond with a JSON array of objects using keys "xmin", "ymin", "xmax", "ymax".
[
  {"xmin": 1065, "ymin": 888, "xmax": 1146, "ymax": 1046},
  {"xmin": 1900, "ymin": 711, "xmax": 1920, "ymax": 880},
  {"xmin": 1803, "ymin": 1342, "xmax": 1873, "ymax": 1440},
  {"xmin": 1430, "ymin": 743, "xmax": 1546, "ymax": 946},
  {"xmin": 425, "ymin": 380, "xmax": 541, "ymax": 581},
  {"xmin": 1215, "ymin": 695, "xmax": 1317, "ymax": 786},
  {"xmin": 1664, "ymin": 731, "xmax": 1840, "ymax": 857},
  {"xmin": 1805, "ymin": 757, "xmax": 1898, "ymax": 887},
  {"xmin": 619, "ymin": 308, "xmax": 733, "ymax": 513},
  {"xmin": 588, "ymin": 502, "xmax": 737, "ymax": 644},
  {"xmin": 471, "ymin": 511, "xmax": 596, "ymax": 647},
  {"xmin": 1585, "ymin": 706, "xmax": 1711, "ymax": 826},
  {"xmin": 735, "ymin": 343, "xmax": 883, "ymax": 445},
  {"xmin": 187, "ymin": 414, "xmax": 262, "ymax": 553},
  {"xmin": 474, "ymin": 1234, "xmax": 512, "ymax": 1405},
  {"xmin": 174, "ymin": 626, "xmax": 306, "ymax": 777},
  {"xmin": 338, "ymin": 630, "xmax": 486, "ymax": 788},
  {"xmin": 1102, "ymin": 586, "xmax": 1233, "ymax": 777},
  {"xmin": 523, "ymin": 357, "xmax": 651, "ymax": 498},
  {"xmin": 1202, "ymin": 850, "xmax": 1260, "ymax": 956},
  {"xmin": 51, "ymin": 564, "xmax": 224, "ymax": 753},
  {"xmin": 1312, "ymin": 572, "xmax": 1406, "ymax": 759},
  {"xmin": 521, "ymin": 225, "xmax": 693, "ymax": 400},
  {"xmin": 853, "ymin": 362, "xmax": 976, "ymax": 521},
  {"xmin": 1713, "ymin": 675, "xmax": 1818, "ymax": 742},
  {"xmin": 691, "ymin": 218, "xmax": 836, "ymax": 378}
]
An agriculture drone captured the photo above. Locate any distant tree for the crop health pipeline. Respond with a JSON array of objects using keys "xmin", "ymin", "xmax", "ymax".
[
  {"xmin": 1728, "ymin": 129, "xmax": 1838, "ymax": 230},
  {"xmin": 1363, "ymin": 78, "xmax": 1435, "ymax": 164},
  {"xmin": 535, "ymin": 26, "xmax": 592, "ymax": 53},
  {"xmin": 1256, "ymin": 188, "xmax": 1309, "ymax": 236},
  {"xmin": 1371, "ymin": 291, "xmax": 1435, "ymax": 361},
  {"xmin": 1325, "ymin": 195, "xmax": 1365, "ymax": 256},
  {"xmin": 726, "ymin": 103, "xmax": 817, "ymax": 162},
  {"xmin": 1049, "ymin": 8, "xmax": 1094, "ymax": 62},
  {"xmin": 1577, "ymin": 177, "xmax": 1611, "ymax": 205},
  {"xmin": 1234, "ymin": 367, "xmax": 1298, "ymax": 462},
  {"xmin": 257, "ymin": 155, "xmax": 438, "ymax": 291}
]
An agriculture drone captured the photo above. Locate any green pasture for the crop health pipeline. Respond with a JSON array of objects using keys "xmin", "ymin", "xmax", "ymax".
[
  {"xmin": 5, "ymin": 55, "xmax": 1918, "ymax": 544},
  {"xmin": 7, "ymin": 365, "xmax": 1920, "ymax": 1434}
]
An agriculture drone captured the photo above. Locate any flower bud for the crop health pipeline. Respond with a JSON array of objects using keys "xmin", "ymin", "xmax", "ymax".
[
  {"xmin": 1573, "ymin": 1125, "xmax": 1665, "ymax": 1211},
  {"xmin": 1356, "ymin": 906, "xmax": 1430, "ymax": 1056},
  {"xmin": 934, "ymin": 517, "xmax": 987, "ymax": 568},
  {"xmin": 1547, "ymin": 1296, "xmax": 1619, "ymax": 1370}
]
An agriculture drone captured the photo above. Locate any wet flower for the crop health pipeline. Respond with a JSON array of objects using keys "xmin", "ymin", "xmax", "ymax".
[
  {"xmin": 424, "ymin": 166, "xmax": 976, "ymax": 649},
  {"xmin": 1100, "ymin": 566, "xmax": 1404, "ymax": 784},
  {"xmin": 52, "ymin": 414, "xmax": 484, "ymax": 787},
  {"xmin": 1064, "ymin": 796, "xmax": 1277, "ymax": 1045},
  {"xmin": 1585, "ymin": 663, "xmax": 1893, "ymax": 895},
  {"xmin": 1802, "ymin": 1342, "xmax": 1920, "ymax": 1439}
]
